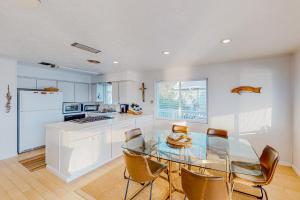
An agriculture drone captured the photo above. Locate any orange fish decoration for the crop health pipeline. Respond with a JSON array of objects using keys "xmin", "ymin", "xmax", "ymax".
[{"xmin": 231, "ymin": 86, "xmax": 262, "ymax": 95}]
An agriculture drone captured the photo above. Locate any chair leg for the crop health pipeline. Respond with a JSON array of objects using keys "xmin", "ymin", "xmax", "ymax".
[
  {"xmin": 124, "ymin": 178, "xmax": 130, "ymax": 200},
  {"xmin": 149, "ymin": 180, "xmax": 154, "ymax": 200},
  {"xmin": 233, "ymin": 185, "xmax": 264, "ymax": 199},
  {"xmin": 230, "ymin": 182, "xmax": 235, "ymax": 200},
  {"xmin": 261, "ymin": 186, "xmax": 268, "ymax": 200},
  {"xmin": 179, "ymin": 163, "xmax": 181, "ymax": 176},
  {"xmin": 124, "ymin": 168, "xmax": 129, "ymax": 179}
]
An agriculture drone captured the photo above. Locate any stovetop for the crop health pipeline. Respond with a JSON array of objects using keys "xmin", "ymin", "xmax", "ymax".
[{"xmin": 70, "ymin": 116, "xmax": 114, "ymax": 124}]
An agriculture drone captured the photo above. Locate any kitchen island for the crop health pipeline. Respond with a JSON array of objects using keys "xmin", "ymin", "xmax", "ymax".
[{"xmin": 45, "ymin": 114, "xmax": 153, "ymax": 182}]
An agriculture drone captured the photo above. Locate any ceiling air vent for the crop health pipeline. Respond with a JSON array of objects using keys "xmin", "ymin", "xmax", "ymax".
[
  {"xmin": 39, "ymin": 62, "xmax": 57, "ymax": 68},
  {"xmin": 87, "ymin": 59, "xmax": 101, "ymax": 64},
  {"xmin": 71, "ymin": 42, "xmax": 101, "ymax": 54}
]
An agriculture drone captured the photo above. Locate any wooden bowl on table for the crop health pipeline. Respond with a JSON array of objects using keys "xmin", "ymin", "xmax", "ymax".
[{"xmin": 166, "ymin": 133, "xmax": 192, "ymax": 148}]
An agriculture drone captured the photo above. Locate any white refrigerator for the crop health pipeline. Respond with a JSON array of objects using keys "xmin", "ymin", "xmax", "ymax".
[{"xmin": 18, "ymin": 90, "xmax": 63, "ymax": 153}]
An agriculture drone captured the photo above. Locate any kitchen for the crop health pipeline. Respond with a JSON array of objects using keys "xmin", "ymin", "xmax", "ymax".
[{"xmin": 16, "ymin": 63, "xmax": 153, "ymax": 181}]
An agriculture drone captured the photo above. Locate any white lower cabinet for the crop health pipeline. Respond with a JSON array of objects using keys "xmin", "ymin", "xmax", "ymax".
[
  {"xmin": 61, "ymin": 135, "xmax": 99, "ymax": 176},
  {"xmin": 111, "ymin": 119, "xmax": 135, "ymax": 158},
  {"xmin": 59, "ymin": 125, "xmax": 111, "ymax": 180},
  {"xmin": 46, "ymin": 115, "xmax": 153, "ymax": 182}
]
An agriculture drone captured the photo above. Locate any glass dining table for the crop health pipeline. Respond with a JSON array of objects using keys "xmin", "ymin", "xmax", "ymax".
[{"xmin": 121, "ymin": 129, "xmax": 263, "ymax": 199}]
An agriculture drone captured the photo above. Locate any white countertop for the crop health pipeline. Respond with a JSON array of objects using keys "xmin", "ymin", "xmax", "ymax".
[{"xmin": 46, "ymin": 113, "xmax": 153, "ymax": 131}]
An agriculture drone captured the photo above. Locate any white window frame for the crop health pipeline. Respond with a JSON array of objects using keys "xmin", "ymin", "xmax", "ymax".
[{"xmin": 155, "ymin": 79, "xmax": 208, "ymax": 124}]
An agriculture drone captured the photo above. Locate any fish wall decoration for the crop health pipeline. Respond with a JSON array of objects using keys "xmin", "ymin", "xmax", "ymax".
[{"xmin": 231, "ymin": 86, "xmax": 262, "ymax": 95}]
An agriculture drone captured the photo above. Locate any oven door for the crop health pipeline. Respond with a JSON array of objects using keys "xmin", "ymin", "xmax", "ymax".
[
  {"xmin": 63, "ymin": 103, "xmax": 82, "ymax": 114},
  {"xmin": 84, "ymin": 105, "xmax": 99, "ymax": 112}
]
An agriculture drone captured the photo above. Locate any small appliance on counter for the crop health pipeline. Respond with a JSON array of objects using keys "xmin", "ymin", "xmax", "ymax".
[
  {"xmin": 63, "ymin": 102, "xmax": 82, "ymax": 114},
  {"xmin": 98, "ymin": 104, "xmax": 117, "ymax": 113},
  {"xmin": 127, "ymin": 103, "xmax": 143, "ymax": 115},
  {"xmin": 120, "ymin": 104, "xmax": 129, "ymax": 113},
  {"xmin": 82, "ymin": 102, "xmax": 99, "ymax": 112}
]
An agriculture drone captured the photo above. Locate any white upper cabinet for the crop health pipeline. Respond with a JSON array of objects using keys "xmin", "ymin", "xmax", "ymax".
[
  {"xmin": 118, "ymin": 81, "xmax": 138, "ymax": 104},
  {"xmin": 75, "ymin": 83, "xmax": 89, "ymax": 102},
  {"xmin": 90, "ymin": 83, "xmax": 97, "ymax": 102},
  {"xmin": 112, "ymin": 82, "xmax": 119, "ymax": 104},
  {"xmin": 17, "ymin": 77, "xmax": 37, "ymax": 89},
  {"xmin": 58, "ymin": 81, "xmax": 75, "ymax": 102},
  {"xmin": 118, "ymin": 81, "xmax": 127, "ymax": 104},
  {"xmin": 37, "ymin": 79, "xmax": 57, "ymax": 89},
  {"xmin": 127, "ymin": 81, "xmax": 138, "ymax": 104}
]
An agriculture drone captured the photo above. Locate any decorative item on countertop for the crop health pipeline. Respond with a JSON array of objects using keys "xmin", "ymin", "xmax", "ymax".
[
  {"xmin": 166, "ymin": 132, "xmax": 192, "ymax": 148},
  {"xmin": 127, "ymin": 103, "xmax": 143, "ymax": 115},
  {"xmin": 44, "ymin": 87, "xmax": 59, "ymax": 92},
  {"xmin": 231, "ymin": 86, "xmax": 262, "ymax": 95},
  {"xmin": 139, "ymin": 82, "xmax": 147, "ymax": 102},
  {"xmin": 5, "ymin": 85, "xmax": 12, "ymax": 113}
]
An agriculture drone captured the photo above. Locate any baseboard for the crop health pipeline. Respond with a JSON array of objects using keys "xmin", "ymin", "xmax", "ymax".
[
  {"xmin": 279, "ymin": 161, "xmax": 292, "ymax": 166},
  {"xmin": 0, "ymin": 152, "xmax": 17, "ymax": 161},
  {"xmin": 292, "ymin": 165, "xmax": 300, "ymax": 176},
  {"xmin": 47, "ymin": 156, "xmax": 122, "ymax": 183}
]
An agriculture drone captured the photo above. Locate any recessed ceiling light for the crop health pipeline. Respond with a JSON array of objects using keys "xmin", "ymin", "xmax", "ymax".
[
  {"xmin": 221, "ymin": 39, "xmax": 232, "ymax": 44},
  {"xmin": 162, "ymin": 51, "xmax": 170, "ymax": 55},
  {"xmin": 113, "ymin": 61, "xmax": 119, "ymax": 64},
  {"xmin": 87, "ymin": 59, "xmax": 101, "ymax": 64}
]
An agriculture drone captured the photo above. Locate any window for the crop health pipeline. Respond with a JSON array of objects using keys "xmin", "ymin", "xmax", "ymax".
[
  {"xmin": 96, "ymin": 82, "xmax": 112, "ymax": 104},
  {"xmin": 156, "ymin": 80, "xmax": 208, "ymax": 122}
]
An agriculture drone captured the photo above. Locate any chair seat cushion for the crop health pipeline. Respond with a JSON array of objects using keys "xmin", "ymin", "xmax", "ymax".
[
  {"xmin": 231, "ymin": 161, "xmax": 267, "ymax": 185},
  {"xmin": 233, "ymin": 172, "xmax": 267, "ymax": 186}
]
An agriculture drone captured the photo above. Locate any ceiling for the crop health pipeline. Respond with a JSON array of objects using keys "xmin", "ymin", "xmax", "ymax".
[{"xmin": 1, "ymin": 0, "xmax": 300, "ymax": 74}]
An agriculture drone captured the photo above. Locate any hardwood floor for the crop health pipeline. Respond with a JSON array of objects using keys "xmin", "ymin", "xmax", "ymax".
[{"xmin": 0, "ymin": 148, "xmax": 299, "ymax": 200}]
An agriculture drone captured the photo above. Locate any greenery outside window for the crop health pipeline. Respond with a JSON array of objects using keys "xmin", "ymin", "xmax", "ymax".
[{"xmin": 156, "ymin": 80, "xmax": 208, "ymax": 123}]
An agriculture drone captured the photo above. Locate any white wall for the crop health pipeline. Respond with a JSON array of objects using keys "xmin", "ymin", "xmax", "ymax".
[
  {"xmin": 292, "ymin": 50, "xmax": 300, "ymax": 174},
  {"xmin": 94, "ymin": 70, "xmax": 140, "ymax": 83},
  {"xmin": 136, "ymin": 55, "xmax": 292, "ymax": 164},
  {"xmin": 17, "ymin": 63, "xmax": 93, "ymax": 83},
  {"xmin": 0, "ymin": 57, "xmax": 17, "ymax": 160}
]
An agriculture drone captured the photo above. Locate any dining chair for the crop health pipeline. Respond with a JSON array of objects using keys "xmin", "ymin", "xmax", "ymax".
[
  {"xmin": 181, "ymin": 168, "xmax": 230, "ymax": 200},
  {"xmin": 197, "ymin": 128, "xmax": 228, "ymax": 174},
  {"xmin": 231, "ymin": 145, "xmax": 279, "ymax": 200},
  {"xmin": 171, "ymin": 124, "xmax": 190, "ymax": 172},
  {"xmin": 207, "ymin": 128, "xmax": 228, "ymax": 138},
  {"xmin": 172, "ymin": 124, "xmax": 188, "ymax": 133},
  {"xmin": 125, "ymin": 128, "xmax": 143, "ymax": 142},
  {"xmin": 123, "ymin": 150, "xmax": 167, "ymax": 200},
  {"xmin": 123, "ymin": 128, "xmax": 143, "ymax": 179}
]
